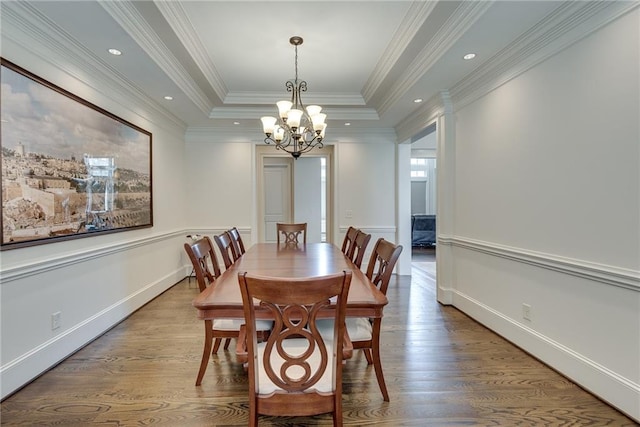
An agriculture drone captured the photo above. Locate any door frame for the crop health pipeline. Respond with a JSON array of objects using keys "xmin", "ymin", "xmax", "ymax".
[{"xmin": 255, "ymin": 144, "xmax": 334, "ymax": 244}]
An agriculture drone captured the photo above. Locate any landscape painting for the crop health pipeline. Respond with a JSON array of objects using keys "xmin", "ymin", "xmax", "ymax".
[{"xmin": 0, "ymin": 59, "xmax": 152, "ymax": 250}]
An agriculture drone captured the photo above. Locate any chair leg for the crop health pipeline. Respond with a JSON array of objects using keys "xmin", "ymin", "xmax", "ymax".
[
  {"xmin": 371, "ymin": 319, "xmax": 389, "ymax": 401},
  {"xmin": 363, "ymin": 348, "xmax": 373, "ymax": 364},
  {"xmin": 212, "ymin": 338, "xmax": 222, "ymax": 354},
  {"xmin": 223, "ymin": 338, "xmax": 231, "ymax": 350},
  {"xmin": 248, "ymin": 398, "xmax": 258, "ymax": 427},
  {"xmin": 334, "ymin": 392, "xmax": 343, "ymax": 427},
  {"xmin": 196, "ymin": 320, "xmax": 213, "ymax": 386}
]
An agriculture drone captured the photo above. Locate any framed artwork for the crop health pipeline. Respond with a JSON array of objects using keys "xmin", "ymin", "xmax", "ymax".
[{"xmin": 1, "ymin": 58, "xmax": 153, "ymax": 250}]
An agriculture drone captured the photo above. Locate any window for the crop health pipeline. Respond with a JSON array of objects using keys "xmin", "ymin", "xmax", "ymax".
[{"xmin": 411, "ymin": 158, "xmax": 428, "ymax": 179}]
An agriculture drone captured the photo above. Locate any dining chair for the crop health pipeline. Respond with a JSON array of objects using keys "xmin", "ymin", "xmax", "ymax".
[
  {"xmin": 341, "ymin": 226, "xmax": 358, "ymax": 258},
  {"xmin": 276, "ymin": 222, "xmax": 307, "ymax": 245},
  {"xmin": 228, "ymin": 227, "xmax": 246, "ymax": 256},
  {"xmin": 318, "ymin": 238, "xmax": 402, "ymax": 402},
  {"xmin": 237, "ymin": 270, "xmax": 352, "ymax": 427},
  {"xmin": 184, "ymin": 236, "xmax": 270, "ymax": 386},
  {"xmin": 214, "ymin": 231, "xmax": 239, "ymax": 269},
  {"xmin": 350, "ymin": 230, "xmax": 372, "ymax": 268}
]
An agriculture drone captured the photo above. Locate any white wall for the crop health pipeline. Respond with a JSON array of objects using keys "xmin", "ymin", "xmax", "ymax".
[
  {"xmin": 336, "ymin": 141, "xmax": 398, "ymax": 271},
  {"xmin": 183, "ymin": 137, "xmax": 400, "ymax": 270},
  {"xmin": 445, "ymin": 9, "xmax": 639, "ymax": 420},
  {"xmin": 184, "ymin": 140, "xmax": 254, "ymax": 233},
  {"xmin": 0, "ymin": 19, "xmax": 189, "ymax": 398}
]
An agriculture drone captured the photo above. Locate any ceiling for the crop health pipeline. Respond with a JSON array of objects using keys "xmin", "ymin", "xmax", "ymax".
[{"xmin": 5, "ymin": 1, "xmax": 567, "ymax": 140}]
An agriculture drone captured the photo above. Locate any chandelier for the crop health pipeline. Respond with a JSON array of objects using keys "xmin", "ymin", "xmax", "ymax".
[{"xmin": 260, "ymin": 36, "xmax": 327, "ymax": 159}]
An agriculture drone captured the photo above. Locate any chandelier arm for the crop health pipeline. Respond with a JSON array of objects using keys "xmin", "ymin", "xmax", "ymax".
[{"xmin": 261, "ymin": 36, "xmax": 326, "ymax": 159}]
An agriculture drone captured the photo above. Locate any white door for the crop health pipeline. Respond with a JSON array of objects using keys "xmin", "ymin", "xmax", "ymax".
[
  {"xmin": 263, "ymin": 157, "xmax": 292, "ymax": 242},
  {"xmin": 294, "ymin": 157, "xmax": 322, "ymax": 243},
  {"xmin": 257, "ymin": 145, "xmax": 333, "ymax": 244}
]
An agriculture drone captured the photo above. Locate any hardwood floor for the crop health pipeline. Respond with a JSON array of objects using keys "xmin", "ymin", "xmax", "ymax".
[{"xmin": 2, "ymin": 266, "xmax": 636, "ymax": 426}]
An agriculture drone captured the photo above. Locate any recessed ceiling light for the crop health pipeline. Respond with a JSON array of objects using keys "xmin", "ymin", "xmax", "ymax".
[
  {"xmin": 164, "ymin": 96, "xmax": 173, "ymax": 100},
  {"xmin": 344, "ymin": 122, "xmax": 351, "ymax": 126},
  {"xmin": 233, "ymin": 121, "xmax": 240, "ymax": 125},
  {"xmin": 463, "ymin": 53, "xmax": 476, "ymax": 60},
  {"xmin": 414, "ymin": 98, "xmax": 423, "ymax": 103},
  {"xmin": 108, "ymin": 48, "xmax": 122, "ymax": 56}
]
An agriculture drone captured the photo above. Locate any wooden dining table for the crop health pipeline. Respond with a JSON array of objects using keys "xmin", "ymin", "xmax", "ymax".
[{"xmin": 192, "ymin": 242, "xmax": 388, "ymax": 321}]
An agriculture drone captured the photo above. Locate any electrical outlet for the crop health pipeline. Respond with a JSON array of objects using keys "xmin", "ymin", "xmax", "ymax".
[
  {"xmin": 345, "ymin": 210, "xmax": 353, "ymax": 219},
  {"xmin": 522, "ymin": 303, "xmax": 532, "ymax": 321},
  {"xmin": 51, "ymin": 312, "xmax": 62, "ymax": 330}
]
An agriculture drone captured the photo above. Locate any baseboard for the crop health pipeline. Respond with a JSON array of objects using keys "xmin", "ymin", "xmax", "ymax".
[
  {"xmin": 451, "ymin": 290, "xmax": 640, "ymax": 422},
  {"xmin": 0, "ymin": 269, "xmax": 183, "ymax": 400}
]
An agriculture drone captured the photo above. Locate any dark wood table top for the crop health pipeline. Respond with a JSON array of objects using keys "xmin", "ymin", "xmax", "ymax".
[{"xmin": 192, "ymin": 243, "xmax": 388, "ymax": 320}]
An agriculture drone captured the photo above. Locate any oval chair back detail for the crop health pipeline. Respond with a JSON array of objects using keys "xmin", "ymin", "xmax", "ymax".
[
  {"xmin": 276, "ymin": 222, "xmax": 307, "ymax": 245},
  {"xmin": 238, "ymin": 270, "xmax": 352, "ymax": 427}
]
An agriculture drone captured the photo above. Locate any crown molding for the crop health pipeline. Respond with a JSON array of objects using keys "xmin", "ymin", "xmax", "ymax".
[
  {"xmin": 153, "ymin": 0, "xmax": 227, "ymax": 101},
  {"xmin": 0, "ymin": 1, "xmax": 186, "ymax": 137},
  {"xmin": 395, "ymin": 93, "xmax": 445, "ymax": 143},
  {"xmin": 99, "ymin": 0, "xmax": 213, "ymax": 116},
  {"xmin": 186, "ymin": 125, "xmax": 397, "ymax": 145},
  {"xmin": 377, "ymin": 0, "xmax": 494, "ymax": 116},
  {"xmin": 223, "ymin": 91, "xmax": 366, "ymax": 106},
  {"xmin": 185, "ymin": 126, "xmax": 261, "ymax": 143},
  {"xmin": 362, "ymin": 1, "xmax": 437, "ymax": 102},
  {"xmin": 450, "ymin": 1, "xmax": 639, "ymax": 111},
  {"xmin": 209, "ymin": 106, "xmax": 379, "ymax": 121},
  {"xmin": 326, "ymin": 126, "xmax": 397, "ymax": 144}
]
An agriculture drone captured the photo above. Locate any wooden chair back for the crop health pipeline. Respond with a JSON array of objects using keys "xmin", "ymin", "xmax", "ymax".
[
  {"xmin": 365, "ymin": 238, "xmax": 403, "ymax": 295},
  {"xmin": 214, "ymin": 231, "xmax": 238, "ymax": 269},
  {"xmin": 238, "ymin": 270, "xmax": 352, "ymax": 426},
  {"xmin": 351, "ymin": 230, "xmax": 372, "ymax": 268},
  {"xmin": 276, "ymin": 222, "xmax": 307, "ymax": 245},
  {"xmin": 341, "ymin": 226, "xmax": 358, "ymax": 257},
  {"xmin": 228, "ymin": 227, "xmax": 246, "ymax": 256},
  {"xmin": 184, "ymin": 236, "xmax": 221, "ymax": 291}
]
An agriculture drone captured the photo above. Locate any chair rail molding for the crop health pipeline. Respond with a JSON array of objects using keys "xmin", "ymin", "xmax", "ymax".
[
  {"xmin": 0, "ymin": 230, "xmax": 187, "ymax": 284},
  {"xmin": 437, "ymin": 236, "xmax": 640, "ymax": 292}
]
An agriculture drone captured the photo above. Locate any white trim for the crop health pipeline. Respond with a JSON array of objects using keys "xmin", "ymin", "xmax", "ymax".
[
  {"xmin": 377, "ymin": 1, "xmax": 493, "ymax": 116},
  {"xmin": 0, "ymin": 269, "xmax": 181, "ymax": 400},
  {"xmin": 438, "ymin": 236, "xmax": 640, "ymax": 292},
  {"xmin": 185, "ymin": 126, "xmax": 397, "ymax": 145},
  {"xmin": 0, "ymin": 1, "xmax": 187, "ymax": 137},
  {"xmin": 209, "ymin": 106, "xmax": 379, "ymax": 121},
  {"xmin": 154, "ymin": 0, "xmax": 227, "ymax": 101},
  {"xmin": 450, "ymin": 1, "xmax": 639, "ymax": 111},
  {"xmin": 223, "ymin": 92, "xmax": 366, "ymax": 106},
  {"xmin": 0, "ymin": 231, "xmax": 185, "ymax": 284},
  {"xmin": 451, "ymin": 289, "xmax": 640, "ymax": 422},
  {"xmin": 99, "ymin": 1, "xmax": 213, "ymax": 116},
  {"xmin": 338, "ymin": 226, "xmax": 396, "ymax": 234},
  {"xmin": 363, "ymin": 1, "xmax": 437, "ymax": 102}
]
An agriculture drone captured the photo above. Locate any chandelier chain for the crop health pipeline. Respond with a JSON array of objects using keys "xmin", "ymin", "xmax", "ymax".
[{"xmin": 294, "ymin": 44, "xmax": 299, "ymax": 83}]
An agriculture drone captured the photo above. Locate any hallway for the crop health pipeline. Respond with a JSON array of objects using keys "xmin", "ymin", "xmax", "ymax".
[{"xmin": 411, "ymin": 245, "xmax": 436, "ymax": 281}]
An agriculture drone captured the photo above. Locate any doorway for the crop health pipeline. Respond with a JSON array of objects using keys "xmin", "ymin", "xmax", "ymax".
[
  {"xmin": 256, "ymin": 145, "xmax": 333, "ymax": 243},
  {"xmin": 409, "ymin": 125, "xmax": 437, "ymax": 279}
]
